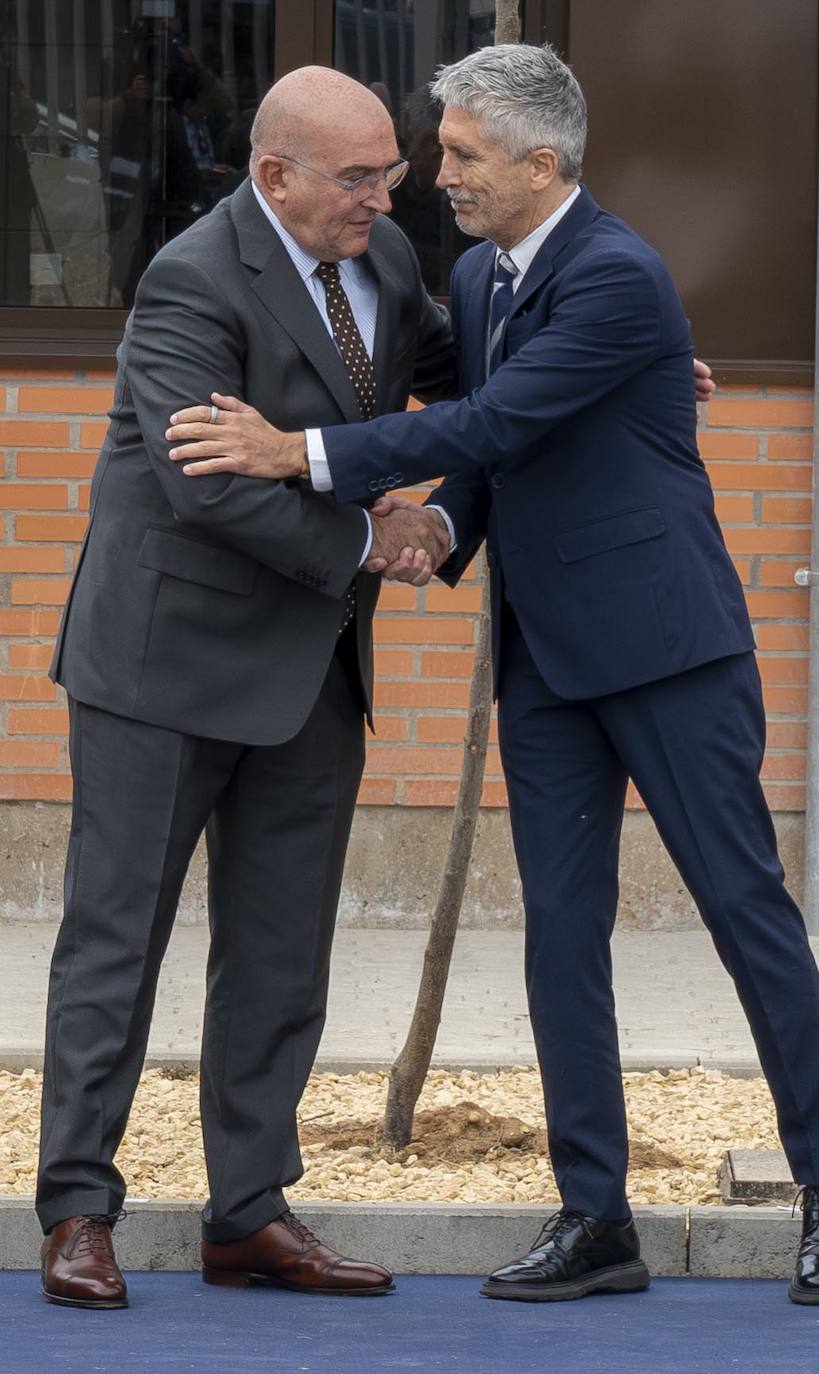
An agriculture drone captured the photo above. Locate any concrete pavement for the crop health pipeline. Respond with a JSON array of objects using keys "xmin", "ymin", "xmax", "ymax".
[
  {"xmin": 3, "ymin": 924, "xmax": 812, "ymax": 1073},
  {"xmin": 2, "ymin": 924, "xmax": 813, "ymax": 1279}
]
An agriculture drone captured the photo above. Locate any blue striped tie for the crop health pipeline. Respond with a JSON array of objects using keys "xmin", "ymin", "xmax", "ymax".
[{"xmin": 487, "ymin": 252, "xmax": 518, "ymax": 375}]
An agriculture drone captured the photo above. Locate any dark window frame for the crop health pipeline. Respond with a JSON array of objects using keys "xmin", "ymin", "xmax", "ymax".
[
  {"xmin": 0, "ymin": 0, "xmax": 296, "ymax": 365},
  {"xmin": 2, "ymin": 1, "xmax": 545, "ymax": 364},
  {"xmin": 2, "ymin": 0, "xmax": 814, "ymax": 383}
]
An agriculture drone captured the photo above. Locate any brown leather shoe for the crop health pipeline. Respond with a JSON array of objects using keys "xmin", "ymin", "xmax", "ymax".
[
  {"xmin": 202, "ymin": 1211, "xmax": 394, "ymax": 1296},
  {"xmin": 41, "ymin": 1215, "xmax": 128, "ymax": 1309}
]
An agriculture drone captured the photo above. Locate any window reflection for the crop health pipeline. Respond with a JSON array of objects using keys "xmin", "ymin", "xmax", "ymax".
[
  {"xmin": 0, "ymin": 0, "xmax": 274, "ymax": 308},
  {"xmin": 335, "ymin": 0, "xmax": 496, "ymax": 294}
]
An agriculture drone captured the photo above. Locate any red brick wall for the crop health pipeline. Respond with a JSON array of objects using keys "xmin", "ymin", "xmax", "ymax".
[{"xmin": 0, "ymin": 368, "xmax": 813, "ymax": 808}]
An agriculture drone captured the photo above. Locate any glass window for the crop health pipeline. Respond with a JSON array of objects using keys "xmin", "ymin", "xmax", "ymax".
[
  {"xmin": 335, "ymin": 0, "xmax": 497, "ymax": 295},
  {"xmin": 0, "ymin": 0, "xmax": 274, "ymax": 309}
]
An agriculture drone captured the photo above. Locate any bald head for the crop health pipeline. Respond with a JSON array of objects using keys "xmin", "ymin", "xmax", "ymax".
[
  {"xmin": 250, "ymin": 67, "xmax": 394, "ymax": 177},
  {"xmin": 248, "ymin": 66, "xmax": 401, "ymax": 262}
]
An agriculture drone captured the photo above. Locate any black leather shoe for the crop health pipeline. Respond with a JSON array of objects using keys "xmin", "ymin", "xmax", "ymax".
[
  {"xmin": 789, "ymin": 1186, "xmax": 819, "ymax": 1304},
  {"xmin": 480, "ymin": 1209, "xmax": 650, "ymax": 1302}
]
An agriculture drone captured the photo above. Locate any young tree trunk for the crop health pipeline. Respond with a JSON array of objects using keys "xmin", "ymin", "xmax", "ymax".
[
  {"xmin": 381, "ymin": 0, "xmax": 523, "ymax": 1152},
  {"xmin": 494, "ymin": 0, "xmax": 522, "ymax": 44},
  {"xmin": 383, "ymin": 557, "xmax": 493, "ymax": 1147}
]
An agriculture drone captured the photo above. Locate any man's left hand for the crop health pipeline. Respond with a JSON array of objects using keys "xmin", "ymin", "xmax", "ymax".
[
  {"xmin": 166, "ymin": 393, "xmax": 305, "ymax": 478},
  {"xmin": 694, "ymin": 357, "xmax": 715, "ymax": 403}
]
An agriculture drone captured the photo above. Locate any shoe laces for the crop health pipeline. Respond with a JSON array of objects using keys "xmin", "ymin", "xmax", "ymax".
[
  {"xmin": 281, "ymin": 1211, "xmax": 320, "ymax": 1250},
  {"xmin": 792, "ymin": 1186, "xmax": 819, "ymax": 1225},
  {"xmin": 532, "ymin": 1209, "xmax": 595, "ymax": 1254},
  {"xmin": 73, "ymin": 1210, "xmax": 125, "ymax": 1257}
]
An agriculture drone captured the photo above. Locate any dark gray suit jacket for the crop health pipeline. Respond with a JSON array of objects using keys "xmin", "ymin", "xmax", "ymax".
[{"xmin": 52, "ymin": 179, "xmax": 456, "ymax": 744}]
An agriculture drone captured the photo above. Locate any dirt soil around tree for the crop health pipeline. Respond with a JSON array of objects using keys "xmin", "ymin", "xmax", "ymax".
[{"xmin": 0, "ymin": 1066, "xmax": 784, "ymax": 1207}]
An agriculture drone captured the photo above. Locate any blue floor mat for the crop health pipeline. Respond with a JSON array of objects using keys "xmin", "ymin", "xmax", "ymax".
[{"xmin": 2, "ymin": 1273, "xmax": 817, "ymax": 1374}]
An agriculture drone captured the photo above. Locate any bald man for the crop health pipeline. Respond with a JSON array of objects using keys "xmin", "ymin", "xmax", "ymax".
[{"xmin": 37, "ymin": 68, "xmax": 455, "ymax": 1309}]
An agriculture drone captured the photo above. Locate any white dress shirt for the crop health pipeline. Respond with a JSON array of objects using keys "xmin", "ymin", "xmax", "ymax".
[{"xmin": 497, "ymin": 184, "xmax": 581, "ymax": 287}]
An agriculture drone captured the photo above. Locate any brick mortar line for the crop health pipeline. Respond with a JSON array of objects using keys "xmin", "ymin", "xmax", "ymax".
[
  {"xmin": 703, "ymin": 427, "xmax": 814, "ymax": 436},
  {"xmin": 10, "ymin": 409, "xmax": 111, "ymax": 419}
]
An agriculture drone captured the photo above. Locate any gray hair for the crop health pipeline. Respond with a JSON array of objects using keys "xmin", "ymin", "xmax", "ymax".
[{"xmin": 430, "ymin": 43, "xmax": 586, "ymax": 181}]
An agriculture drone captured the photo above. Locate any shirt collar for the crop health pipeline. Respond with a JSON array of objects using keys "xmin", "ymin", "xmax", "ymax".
[
  {"xmin": 250, "ymin": 182, "xmax": 373, "ymax": 294},
  {"xmin": 251, "ymin": 181, "xmax": 321, "ymax": 282},
  {"xmin": 498, "ymin": 184, "xmax": 582, "ymax": 282}
]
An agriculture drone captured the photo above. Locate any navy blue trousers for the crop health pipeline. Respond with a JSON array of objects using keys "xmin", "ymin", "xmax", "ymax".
[{"xmin": 498, "ymin": 610, "xmax": 819, "ymax": 1221}]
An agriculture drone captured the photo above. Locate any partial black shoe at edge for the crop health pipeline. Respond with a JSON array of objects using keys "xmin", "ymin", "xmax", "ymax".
[
  {"xmin": 789, "ymin": 1185, "xmax": 819, "ymax": 1305},
  {"xmin": 480, "ymin": 1209, "xmax": 650, "ymax": 1303}
]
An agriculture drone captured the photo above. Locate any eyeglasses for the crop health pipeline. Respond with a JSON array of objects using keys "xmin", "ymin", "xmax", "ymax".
[{"xmin": 274, "ymin": 153, "xmax": 409, "ymax": 197}]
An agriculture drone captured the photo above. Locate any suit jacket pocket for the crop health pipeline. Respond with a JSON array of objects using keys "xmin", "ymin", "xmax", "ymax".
[
  {"xmin": 137, "ymin": 526, "xmax": 258, "ymax": 595},
  {"xmin": 554, "ymin": 508, "xmax": 666, "ymax": 564}
]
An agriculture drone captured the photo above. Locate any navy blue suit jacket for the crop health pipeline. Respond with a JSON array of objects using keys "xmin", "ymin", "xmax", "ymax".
[{"xmin": 323, "ymin": 187, "xmax": 754, "ymax": 699}]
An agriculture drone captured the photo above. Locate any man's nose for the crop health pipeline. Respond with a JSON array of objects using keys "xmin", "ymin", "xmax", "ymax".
[
  {"xmin": 361, "ymin": 179, "xmax": 392, "ymax": 213},
  {"xmin": 435, "ymin": 153, "xmax": 457, "ymax": 190}
]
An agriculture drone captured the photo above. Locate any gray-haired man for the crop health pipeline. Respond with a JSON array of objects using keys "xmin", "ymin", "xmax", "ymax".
[{"xmin": 168, "ymin": 42, "xmax": 819, "ymax": 1308}]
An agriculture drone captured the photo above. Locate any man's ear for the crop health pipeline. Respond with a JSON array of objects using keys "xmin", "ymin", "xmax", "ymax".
[
  {"xmin": 529, "ymin": 146, "xmax": 559, "ymax": 192},
  {"xmin": 256, "ymin": 154, "xmax": 287, "ymax": 203}
]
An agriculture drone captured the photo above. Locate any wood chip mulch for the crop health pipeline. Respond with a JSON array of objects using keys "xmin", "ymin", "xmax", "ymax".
[{"xmin": 0, "ymin": 1066, "xmax": 783, "ymax": 1206}]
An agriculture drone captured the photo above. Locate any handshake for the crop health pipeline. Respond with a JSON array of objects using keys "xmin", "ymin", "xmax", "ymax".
[
  {"xmin": 164, "ymin": 393, "xmax": 451, "ymax": 586},
  {"xmin": 365, "ymin": 495, "xmax": 451, "ymax": 587}
]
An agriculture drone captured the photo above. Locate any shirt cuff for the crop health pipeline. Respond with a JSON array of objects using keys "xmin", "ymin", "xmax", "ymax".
[
  {"xmin": 307, "ymin": 429, "xmax": 369, "ymax": 566},
  {"xmin": 358, "ymin": 511, "xmax": 373, "ymax": 567},
  {"xmin": 426, "ymin": 504, "xmax": 457, "ymax": 555},
  {"xmin": 306, "ymin": 429, "xmax": 333, "ymax": 491}
]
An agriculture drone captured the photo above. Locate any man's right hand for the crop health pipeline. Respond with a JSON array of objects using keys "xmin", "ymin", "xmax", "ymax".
[{"xmin": 365, "ymin": 496, "xmax": 451, "ymax": 586}]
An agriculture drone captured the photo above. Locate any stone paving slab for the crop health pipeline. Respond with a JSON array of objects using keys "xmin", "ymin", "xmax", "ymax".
[
  {"xmin": 3, "ymin": 925, "xmax": 817, "ymax": 1073},
  {"xmin": 720, "ymin": 1149, "xmax": 795, "ymax": 1204}
]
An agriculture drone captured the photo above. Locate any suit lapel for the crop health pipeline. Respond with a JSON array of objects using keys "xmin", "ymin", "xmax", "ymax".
[{"xmin": 230, "ymin": 179, "xmax": 362, "ymax": 424}]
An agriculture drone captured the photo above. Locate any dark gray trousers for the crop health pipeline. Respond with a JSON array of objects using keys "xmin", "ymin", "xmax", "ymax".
[{"xmin": 36, "ymin": 647, "xmax": 364, "ymax": 1241}]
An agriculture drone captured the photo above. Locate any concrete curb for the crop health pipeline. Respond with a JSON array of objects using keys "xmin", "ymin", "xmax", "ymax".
[
  {"xmin": 688, "ymin": 1205, "xmax": 802, "ymax": 1278},
  {"xmin": 0, "ymin": 1200, "xmax": 802, "ymax": 1278},
  {"xmin": 0, "ymin": 1050, "xmax": 766, "ymax": 1076}
]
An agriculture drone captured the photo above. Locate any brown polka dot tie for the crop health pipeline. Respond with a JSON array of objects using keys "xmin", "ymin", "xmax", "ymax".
[{"xmin": 317, "ymin": 261, "xmax": 377, "ymax": 635}]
